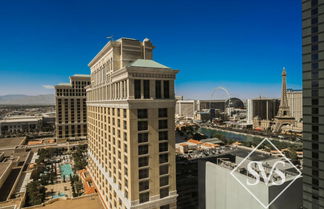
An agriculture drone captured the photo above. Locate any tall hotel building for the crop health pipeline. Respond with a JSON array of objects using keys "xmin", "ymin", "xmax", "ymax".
[
  {"xmin": 86, "ymin": 38, "xmax": 178, "ymax": 209},
  {"xmin": 302, "ymin": 0, "xmax": 324, "ymax": 208},
  {"xmin": 55, "ymin": 74, "xmax": 90, "ymax": 142}
]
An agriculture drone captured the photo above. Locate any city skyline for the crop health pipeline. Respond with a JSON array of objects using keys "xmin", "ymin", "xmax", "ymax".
[{"xmin": 0, "ymin": 0, "xmax": 301, "ymax": 99}]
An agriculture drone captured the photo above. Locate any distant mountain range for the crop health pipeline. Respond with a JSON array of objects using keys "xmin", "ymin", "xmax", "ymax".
[{"xmin": 0, "ymin": 94, "xmax": 55, "ymax": 105}]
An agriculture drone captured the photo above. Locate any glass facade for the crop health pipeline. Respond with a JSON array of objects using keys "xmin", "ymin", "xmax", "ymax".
[{"xmin": 303, "ymin": 0, "xmax": 324, "ymax": 208}]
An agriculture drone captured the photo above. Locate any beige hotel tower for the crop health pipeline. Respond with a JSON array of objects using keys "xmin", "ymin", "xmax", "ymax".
[
  {"xmin": 86, "ymin": 37, "xmax": 178, "ymax": 209},
  {"xmin": 55, "ymin": 74, "xmax": 90, "ymax": 142}
]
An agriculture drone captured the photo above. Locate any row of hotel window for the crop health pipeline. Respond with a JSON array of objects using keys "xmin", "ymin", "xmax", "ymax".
[
  {"xmin": 56, "ymin": 88, "xmax": 87, "ymax": 97},
  {"xmin": 57, "ymin": 124, "xmax": 86, "ymax": 138},
  {"xmin": 134, "ymin": 80, "xmax": 170, "ymax": 99},
  {"xmin": 89, "ymin": 107, "xmax": 127, "ymax": 118},
  {"xmin": 71, "ymin": 80, "xmax": 90, "ymax": 88}
]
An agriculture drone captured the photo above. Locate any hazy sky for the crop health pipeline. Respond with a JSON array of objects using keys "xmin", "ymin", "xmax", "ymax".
[{"xmin": 0, "ymin": 0, "xmax": 301, "ymax": 99}]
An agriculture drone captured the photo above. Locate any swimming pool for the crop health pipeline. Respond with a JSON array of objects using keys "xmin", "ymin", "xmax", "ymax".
[
  {"xmin": 52, "ymin": 193, "xmax": 66, "ymax": 199},
  {"xmin": 60, "ymin": 164, "xmax": 73, "ymax": 179}
]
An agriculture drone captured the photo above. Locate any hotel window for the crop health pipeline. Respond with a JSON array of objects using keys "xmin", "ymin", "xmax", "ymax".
[
  {"xmin": 138, "ymin": 133, "xmax": 148, "ymax": 143},
  {"xmin": 312, "ymin": 35, "xmax": 318, "ymax": 43},
  {"xmin": 312, "ymin": 54, "xmax": 318, "ymax": 61},
  {"xmin": 159, "ymin": 131, "xmax": 168, "ymax": 141},
  {"xmin": 159, "ymin": 154, "xmax": 168, "ymax": 164},
  {"xmin": 312, "ymin": 143, "xmax": 319, "ymax": 150},
  {"xmin": 312, "ymin": 17, "xmax": 318, "ymax": 24},
  {"xmin": 139, "ymin": 180, "xmax": 149, "ymax": 191},
  {"xmin": 138, "ymin": 109, "xmax": 148, "ymax": 119},
  {"xmin": 135, "ymin": 80, "xmax": 141, "ymax": 99},
  {"xmin": 312, "ymin": 117, "xmax": 319, "ymax": 123},
  {"xmin": 160, "ymin": 176, "xmax": 169, "ymax": 187},
  {"xmin": 160, "ymin": 165, "xmax": 168, "ymax": 175},
  {"xmin": 312, "ymin": 108, "xmax": 319, "ymax": 114},
  {"xmin": 124, "ymin": 132, "xmax": 127, "ymax": 141},
  {"xmin": 139, "ymin": 192, "xmax": 149, "ymax": 203},
  {"xmin": 138, "ymin": 145, "xmax": 149, "ymax": 155},
  {"xmin": 158, "ymin": 108, "xmax": 168, "ymax": 118},
  {"xmin": 138, "ymin": 121, "xmax": 148, "ymax": 131},
  {"xmin": 163, "ymin": 81, "xmax": 170, "ymax": 98},
  {"xmin": 312, "ymin": 126, "xmax": 319, "ymax": 132},
  {"xmin": 143, "ymin": 80, "xmax": 150, "ymax": 99},
  {"xmin": 156, "ymin": 80, "xmax": 162, "ymax": 99},
  {"xmin": 125, "ymin": 178, "xmax": 128, "ymax": 187},
  {"xmin": 160, "ymin": 205, "xmax": 170, "ymax": 209},
  {"xmin": 139, "ymin": 157, "xmax": 149, "ymax": 167},
  {"xmin": 159, "ymin": 120, "xmax": 168, "ymax": 129},
  {"xmin": 312, "ymin": 152, "xmax": 319, "ymax": 159},
  {"xmin": 139, "ymin": 169, "xmax": 149, "ymax": 179},
  {"xmin": 159, "ymin": 143, "xmax": 168, "ymax": 152},
  {"xmin": 312, "ymin": 178, "xmax": 319, "ymax": 186},
  {"xmin": 160, "ymin": 188, "xmax": 169, "ymax": 198}
]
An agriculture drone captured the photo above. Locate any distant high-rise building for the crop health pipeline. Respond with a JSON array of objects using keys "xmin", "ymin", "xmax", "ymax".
[
  {"xmin": 287, "ymin": 89, "xmax": 303, "ymax": 123},
  {"xmin": 246, "ymin": 97, "xmax": 280, "ymax": 127},
  {"xmin": 302, "ymin": 0, "xmax": 324, "ymax": 208},
  {"xmin": 55, "ymin": 74, "xmax": 90, "ymax": 142},
  {"xmin": 86, "ymin": 38, "xmax": 178, "ymax": 209}
]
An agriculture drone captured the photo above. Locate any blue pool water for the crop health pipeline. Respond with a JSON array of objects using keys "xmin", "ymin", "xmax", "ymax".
[
  {"xmin": 52, "ymin": 193, "xmax": 66, "ymax": 199},
  {"xmin": 60, "ymin": 164, "xmax": 73, "ymax": 178}
]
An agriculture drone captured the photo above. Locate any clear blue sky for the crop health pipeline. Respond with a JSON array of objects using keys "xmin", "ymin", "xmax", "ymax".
[{"xmin": 0, "ymin": 0, "xmax": 301, "ymax": 99}]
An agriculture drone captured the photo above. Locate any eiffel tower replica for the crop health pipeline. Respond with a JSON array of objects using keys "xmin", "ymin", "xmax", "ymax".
[{"xmin": 273, "ymin": 67, "xmax": 295, "ymax": 133}]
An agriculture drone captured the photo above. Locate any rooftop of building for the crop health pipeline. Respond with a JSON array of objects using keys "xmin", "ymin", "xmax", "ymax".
[
  {"xmin": 128, "ymin": 59, "xmax": 169, "ymax": 69},
  {"xmin": 200, "ymin": 138, "xmax": 224, "ymax": 144},
  {"xmin": 88, "ymin": 37, "xmax": 153, "ymax": 67},
  {"xmin": 55, "ymin": 74, "xmax": 90, "ymax": 87},
  {"xmin": 176, "ymin": 144, "xmax": 283, "ymax": 162},
  {"xmin": 0, "ymin": 137, "xmax": 26, "ymax": 150},
  {"xmin": 176, "ymin": 145, "xmax": 238, "ymax": 160},
  {"xmin": 216, "ymin": 155, "xmax": 300, "ymax": 183},
  {"xmin": 198, "ymin": 99, "xmax": 226, "ymax": 102},
  {"xmin": 0, "ymin": 117, "xmax": 41, "ymax": 123},
  {"xmin": 71, "ymin": 74, "xmax": 90, "ymax": 78},
  {"xmin": 56, "ymin": 83, "xmax": 72, "ymax": 87},
  {"xmin": 30, "ymin": 194, "xmax": 104, "ymax": 209},
  {"xmin": 250, "ymin": 97, "xmax": 279, "ymax": 101},
  {"xmin": 229, "ymin": 146, "xmax": 276, "ymax": 161},
  {"xmin": 0, "ymin": 162, "xmax": 12, "ymax": 178}
]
